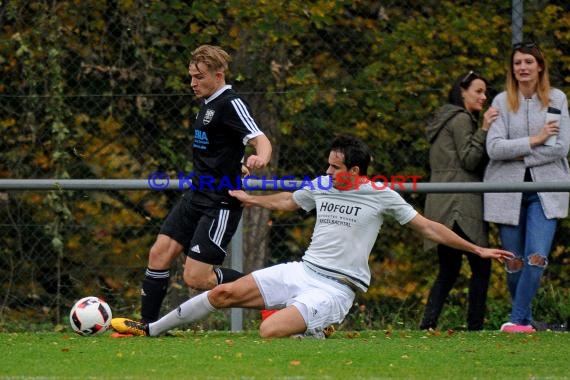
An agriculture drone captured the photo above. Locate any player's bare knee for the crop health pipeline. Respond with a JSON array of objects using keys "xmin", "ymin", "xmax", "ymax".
[
  {"xmin": 148, "ymin": 244, "xmax": 166, "ymax": 266},
  {"xmin": 259, "ymin": 321, "xmax": 280, "ymax": 339},
  {"xmin": 528, "ymin": 253, "xmax": 548, "ymax": 268},
  {"xmin": 208, "ymin": 284, "xmax": 233, "ymax": 308},
  {"xmin": 148, "ymin": 239, "xmax": 181, "ymax": 268},
  {"xmin": 183, "ymin": 264, "xmax": 218, "ymax": 290},
  {"xmin": 505, "ymin": 257, "xmax": 523, "ymax": 273},
  {"xmin": 258, "ymin": 324, "xmax": 273, "ymax": 338},
  {"xmin": 183, "ymin": 272, "xmax": 212, "ymax": 291}
]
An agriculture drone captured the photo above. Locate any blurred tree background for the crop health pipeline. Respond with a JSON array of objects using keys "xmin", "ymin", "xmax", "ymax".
[{"xmin": 1, "ymin": 0, "xmax": 569, "ymax": 331}]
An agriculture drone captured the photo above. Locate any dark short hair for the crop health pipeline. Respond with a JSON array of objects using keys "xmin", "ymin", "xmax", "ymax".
[
  {"xmin": 330, "ymin": 135, "xmax": 372, "ymax": 175},
  {"xmin": 448, "ymin": 71, "xmax": 489, "ymax": 117}
]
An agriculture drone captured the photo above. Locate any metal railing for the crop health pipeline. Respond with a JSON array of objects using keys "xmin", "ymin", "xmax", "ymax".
[{"xmin": 3, "ymin": 179, "xmax": 570, "ymax": 193}]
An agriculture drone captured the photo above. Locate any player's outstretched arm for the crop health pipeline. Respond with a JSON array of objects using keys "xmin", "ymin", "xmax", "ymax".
[
  {"xmin": 246, "ymin": 134, "xmax": 272, "ymax": 170},
  {"xmin": 407, "ymin": 214, "xmax": 514, "ymax": 262},
  {"xmin": 229, "ymin": 190, "xmax": 299, "ymax": 211}
]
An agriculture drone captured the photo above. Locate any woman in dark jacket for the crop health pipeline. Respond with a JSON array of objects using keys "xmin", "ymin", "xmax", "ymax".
[{"xmin": 420, "ymin": 71, "xmax": 498, "ymax": 331}]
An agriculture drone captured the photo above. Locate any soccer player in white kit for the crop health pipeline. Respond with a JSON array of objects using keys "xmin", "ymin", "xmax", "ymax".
[{"xmin": 112, "ymin": 135, "xmax": 513, "ymax": 338}]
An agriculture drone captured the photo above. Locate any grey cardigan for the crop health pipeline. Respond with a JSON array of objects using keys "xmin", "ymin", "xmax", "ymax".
[{"xmin": 484, "ymin": 89, "xmax": 570, "ymax": 225}]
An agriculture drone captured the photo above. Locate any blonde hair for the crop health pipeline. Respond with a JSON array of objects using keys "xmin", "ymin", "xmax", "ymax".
[
  {"xmin": 190, "ymin": 45, "xmax": 231, "ymax": 73},
  {"xmin": 506, "ymin": 43, "xmax": 550, "ymax": 112}
]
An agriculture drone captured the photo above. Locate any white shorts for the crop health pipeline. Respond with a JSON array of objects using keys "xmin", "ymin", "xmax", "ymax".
[{"xmin": 251, "ymin": 261, "xmax": 355, "ymax": 330}]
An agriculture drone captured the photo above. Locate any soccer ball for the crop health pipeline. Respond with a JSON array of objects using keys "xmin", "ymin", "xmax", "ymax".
[{"xmin": 69, "ymin": 296, "xmax": 112, "ymax": 336}]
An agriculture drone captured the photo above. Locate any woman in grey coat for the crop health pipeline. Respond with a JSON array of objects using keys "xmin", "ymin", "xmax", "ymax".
[
  {"xmin": 484, "ymin": 42, "xmax": 570, "ymax": 333},
  {"xmin": 421, "ymin": 71, "xmax": 498, "ymax": 331}
]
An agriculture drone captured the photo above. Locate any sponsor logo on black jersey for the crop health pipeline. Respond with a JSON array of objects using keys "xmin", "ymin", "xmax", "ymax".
[{"xmin": 194, "ymin": 129, "xmax": 209, "ymax": 150}]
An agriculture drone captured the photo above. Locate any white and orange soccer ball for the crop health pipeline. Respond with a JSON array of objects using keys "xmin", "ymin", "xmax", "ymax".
[{"xmin": 69, "ymin": 296, "xmax": 112, "ymax": 336}]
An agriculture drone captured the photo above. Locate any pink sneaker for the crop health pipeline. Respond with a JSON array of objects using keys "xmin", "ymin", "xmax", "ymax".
[{"xmin": 500, "ymin": 322, "xmax": 536, "ymax": 333}]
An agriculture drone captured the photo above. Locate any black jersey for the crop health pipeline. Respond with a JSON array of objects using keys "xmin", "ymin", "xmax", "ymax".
[{"xmin": 191, "ymin": 85, "xmax": 263, "ymax": 208}]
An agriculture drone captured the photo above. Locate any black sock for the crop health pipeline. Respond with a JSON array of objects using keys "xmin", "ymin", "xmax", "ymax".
[
  {"xmin": 214, "ymin": 267, "xmax": 245, "ymax": 285},
  {"xmin": 141, "ymin": 268, "xmax": 169, "ymax": 323}
]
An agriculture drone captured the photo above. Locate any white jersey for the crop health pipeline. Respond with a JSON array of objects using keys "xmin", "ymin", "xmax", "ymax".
[{"xmin": 292, "ymin": 176, "xmax": 417, "ymax": 292}]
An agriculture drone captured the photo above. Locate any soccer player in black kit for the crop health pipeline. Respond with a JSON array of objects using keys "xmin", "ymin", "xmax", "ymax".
[{"xmin": 139, "ymin": 45, "xmax": 272, "ymax": 324}]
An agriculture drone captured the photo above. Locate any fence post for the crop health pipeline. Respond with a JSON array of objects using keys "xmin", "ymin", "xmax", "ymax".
[
  {"xmin": 230, "ymin": 219, "xmax": 244, "ymax": 331},
  {"xmin": 512, "ymin": 0, "xmax": 523, "ymax": 44}
]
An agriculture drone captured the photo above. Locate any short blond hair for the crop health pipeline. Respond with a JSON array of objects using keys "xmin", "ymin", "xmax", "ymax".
[{"xmin": 190, "ymin": 45, "xmax": 231, "ymax": 73}]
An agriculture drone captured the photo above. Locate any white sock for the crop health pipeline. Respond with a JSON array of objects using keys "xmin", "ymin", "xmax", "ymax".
[{"xmin": 148, "ymin": 291, "xmax": 216, "ymax": 336}]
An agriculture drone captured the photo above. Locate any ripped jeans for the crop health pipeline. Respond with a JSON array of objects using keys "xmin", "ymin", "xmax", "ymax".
[{"xmin": 499, "ymin": 193, "xmax": 557, "ymax": 325}]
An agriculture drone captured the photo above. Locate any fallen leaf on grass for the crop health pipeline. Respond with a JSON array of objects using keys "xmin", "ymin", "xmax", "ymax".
[{"xmin": 424, "ymin": 329, "xmax": 441, "ymax": 337}]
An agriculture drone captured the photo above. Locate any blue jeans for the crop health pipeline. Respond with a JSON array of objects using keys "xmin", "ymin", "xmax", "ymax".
[{"xmin": 498, "ymin": 193, "xmax": 557, "ymax": 325}]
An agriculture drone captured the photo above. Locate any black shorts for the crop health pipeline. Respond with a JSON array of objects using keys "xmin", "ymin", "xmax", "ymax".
[{"xmin": 160, "ymin": 192, "xmax": 243, "ymax": 266}]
